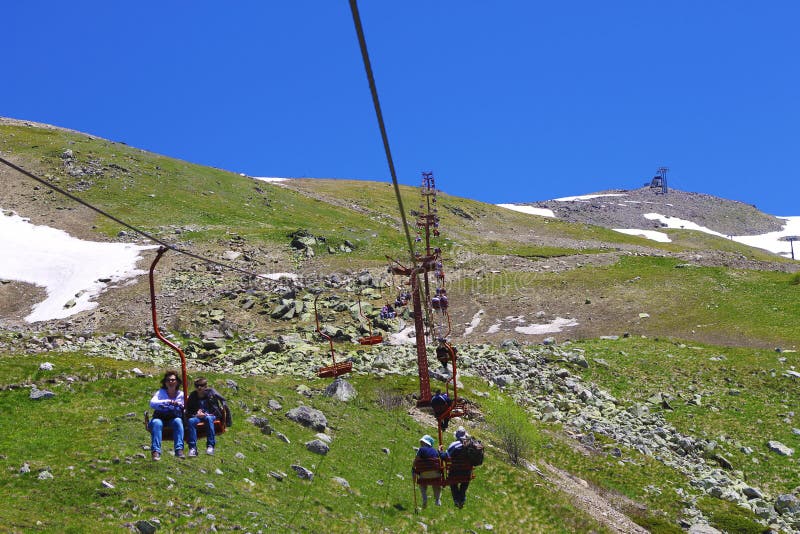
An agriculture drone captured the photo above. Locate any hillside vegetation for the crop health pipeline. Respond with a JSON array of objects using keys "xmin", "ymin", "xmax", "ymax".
[{"xmin": 2, "ymin": 118, "xmax": 800, "ymax": 533}]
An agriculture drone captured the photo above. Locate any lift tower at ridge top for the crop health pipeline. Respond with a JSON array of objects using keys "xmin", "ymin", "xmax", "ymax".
[{"xmin": 387, "ymin": 172, "xmax": 445, "ymax": 406}]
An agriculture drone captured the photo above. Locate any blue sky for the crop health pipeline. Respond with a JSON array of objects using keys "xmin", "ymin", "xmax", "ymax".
[{"xmin": 3, "ymin": 2, "xmax": 799, "ymax": 215}]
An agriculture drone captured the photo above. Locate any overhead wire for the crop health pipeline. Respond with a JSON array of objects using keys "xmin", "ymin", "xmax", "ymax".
[
  {"xmin": 347, "ymin": 0, "xmax": 418, "ymax": 269},
  {"xmin": 0, "ymin": 155, "xmax": 270, "ymax": 280}
]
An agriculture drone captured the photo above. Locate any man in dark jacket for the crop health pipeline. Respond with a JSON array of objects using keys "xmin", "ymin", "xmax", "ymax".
[
  {"xmin": 444, "ymin": 427, "xmax": 473, "ymax": 508},
  {"xmin": 185, "ymin": 378, "xmax": 229, "ymax": 456}
]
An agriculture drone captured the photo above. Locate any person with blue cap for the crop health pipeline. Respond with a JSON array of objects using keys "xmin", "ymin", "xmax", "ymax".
[{"xmin": 414, "ymin": 434, "xmax": 443, "ymax": 507}]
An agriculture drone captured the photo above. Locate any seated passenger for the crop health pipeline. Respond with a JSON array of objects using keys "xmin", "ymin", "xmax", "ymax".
[{"xmin": 148, "ymin": 370, "xmax": 185, "ymax": 461}]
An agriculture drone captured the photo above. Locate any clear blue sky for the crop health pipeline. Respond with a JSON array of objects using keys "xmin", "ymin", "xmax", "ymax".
[{"xmin": 3, "ymin": 2, "xmax": 799, "ymax": 215}]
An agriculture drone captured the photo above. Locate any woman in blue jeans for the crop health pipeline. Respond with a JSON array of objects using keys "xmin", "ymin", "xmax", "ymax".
[{"xmin": 148, "ymin": 370, "xmax": 185, "ymax": 461}]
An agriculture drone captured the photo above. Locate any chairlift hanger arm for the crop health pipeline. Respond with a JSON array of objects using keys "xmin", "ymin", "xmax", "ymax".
[{"xmin": 149, "ymin": 246, "xmax": 188, "ymax": 400}]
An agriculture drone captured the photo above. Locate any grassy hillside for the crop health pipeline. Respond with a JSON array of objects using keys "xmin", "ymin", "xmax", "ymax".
[
  {"xmin": 0, "ymin": 121, "xmax": 689, "ymax": 263},
  {"xmin": 457, "ymin": 255, "xmax": 800, "ymax": 348},
  {"xmin": 0, "ymin": 352, "xmax": 612, "ymax": 533},
  {"xmin": 3, "ymin": 334, "xmax": 794, "ymax": 533}
]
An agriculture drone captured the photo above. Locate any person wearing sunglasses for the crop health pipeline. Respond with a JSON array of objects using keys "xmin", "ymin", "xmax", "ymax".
[
  {"xmin": 185, "ymin": 378, "xmax": 227, "ymax": 456},
  {"xmin": 148, "ymin": 370, "xmax": 186, "ymax": 460}
]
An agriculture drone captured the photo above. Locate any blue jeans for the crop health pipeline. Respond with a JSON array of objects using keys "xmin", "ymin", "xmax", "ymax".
[
  {"xmin": 187, "ymin": 415, "xmax": 216, "ymax": 449},
  {"xmin": 149, "ymin": 417, "xmax": 184, "ymax": 454}
]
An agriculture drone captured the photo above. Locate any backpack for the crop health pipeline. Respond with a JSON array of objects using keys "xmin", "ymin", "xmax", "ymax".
[
  {"xmin": 207, "ymin": 391, "xmax": 233, "ymax": 428},
  {"xmin": 463, "ymin": 437, "xmax": 484, "ymax": 467}
]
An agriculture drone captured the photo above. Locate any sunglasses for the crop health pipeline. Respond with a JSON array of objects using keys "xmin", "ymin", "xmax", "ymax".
[
  {"xmin": 195, "ymin": 384, "xmax": 207, "ymax": 388},
  {"xmin": 166, "ymin": 378, "xmax": 178, "ymax": 382}
]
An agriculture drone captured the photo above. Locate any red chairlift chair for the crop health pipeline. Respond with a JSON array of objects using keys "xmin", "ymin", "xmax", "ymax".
[
  {"xmin": 356, "ymin": 298, "xmax": 383, "ymax": 346},
  {"xmin": 314, "ymin": 293, "xmax": 353, "ymax": 379},
  {"xmin": 143, "ymin": 247, "xmax": 228, "ymax": 440}
]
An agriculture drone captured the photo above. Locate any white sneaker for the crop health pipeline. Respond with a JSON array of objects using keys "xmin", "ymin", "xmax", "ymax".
[
  {"xmin": 206, "ymin": 446, "xmax": 215, "ymax": 455},
  {"xmin": 188, "ymin": 448, "xmax": 198, "ymax": 457}
]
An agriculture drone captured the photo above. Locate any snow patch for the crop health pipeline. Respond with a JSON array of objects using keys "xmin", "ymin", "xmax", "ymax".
[
  {"xmin": 388, "ymin": 326, "xmax": 416, "ymax": 345},
  {"xmin": 262, "ymin": 272, "xmax": 299, "ymax": 281},
  {"xmin": 497, "ymin": 204, "xmax": 555, "ymax": 218},
  {"xmin": 515, "ymin": 317, "xmax": 579, "ymax": 335},
  {"xmin": 612, "ymin": 229, "xmax": 672, "ymax": 243},
  {"xmin": 252, "ymin": 177, "xmax": 290, "ymax": 184},
  {"xmin": 464, "ymin": 309, "xmax": 484, "ymax": 336},
  {"xmin": 643, "ymin": 213, "xmax": 725, "ymax": 237},
  {"xmin": 0, "ymin": 210, "xmax": 156, "ymax": 322},
  {"xmin": 554, "ymin": 193, "xmax": 627, "ymax": 202},
  {"xmin": 642, "ymin": 213, "xmax": 800, "ymax": 258}
]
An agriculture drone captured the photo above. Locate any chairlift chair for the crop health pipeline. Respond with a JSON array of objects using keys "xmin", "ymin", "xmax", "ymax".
[
  {"xmin": 314, "ymin": 293, "xmax": 353, "ymax": 378},
  {"xmin": 143, "ymin": 247, "xmax": 228, "ymax": 440},
  {"xmin": 356, "ymin": 298, "xmax": 383, "ymax": 346},
  {"xmin": 412, "ymin": 454, "xmax": 476, "ymax": 492}
]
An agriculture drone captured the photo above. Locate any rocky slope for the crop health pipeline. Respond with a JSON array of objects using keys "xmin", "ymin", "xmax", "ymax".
[{"xmin": 528, "ymin": 187, "xmax": 786, "ymax": 236}]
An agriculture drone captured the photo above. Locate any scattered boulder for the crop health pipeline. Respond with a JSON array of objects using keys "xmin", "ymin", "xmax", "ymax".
[
  {"xmin": 269, "ymin": 471, "xmax": 287, "ymax": 481},
  {"xmin": 324, "ymin": 378, "xmax": 357, "ymax": 402},
  {"xmin": 767, "ymin": 440, "xmax": 794, "ymax": 457},
  {"xmin": 135, "ymin": 520, "xmax": 158, "ymax": 534},
  {"xmin": 332, "ymin": 476, "xmax": 351, "ymax": 491},
  {"xmin": 743, "ymin": 487, "xmax": 763, "ymax": 500},
  {"xmin": 30, "ymin": 386, "xmax": 55, "ymax": 400},
  {"xmin": 491, "ymin": 374, "xmax": 514, "ymax": 387},
  {"xmin": 261, "ymin": 340, "xmax": 285, "ymax": 354},
  {"xmin": 249, "ymin": 416, "xmax": 273, "ymax": 435},
  {"xmin": 291, "ymin": 464, "xmax": 314, "ymax": 480},
  {"xmin": 286, "ymin": 406, "xmax": 328, "ymax": 431},
  {"xmin": 775, "ymin": 494, "xmax": 800, "ymax": 515},
  {"xmin": 305, "ymin": 439, "xmax": 330, "ymax": 455}
]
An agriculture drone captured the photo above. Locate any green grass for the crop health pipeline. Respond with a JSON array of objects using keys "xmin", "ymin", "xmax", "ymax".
[
  {"xmin": 570, "ymin": 336, "xmax": 800, "ymax": 496},
  {"xmin": 0, "ymin": 340, "xmax": 790, "ymax": 532},
  {"xmin": 0, "ymin": 353, "xmax": 617, "ymax": 533},
  {"xmin": 459, "ymin": 255, "xmax": 800, "ymax": 348}
]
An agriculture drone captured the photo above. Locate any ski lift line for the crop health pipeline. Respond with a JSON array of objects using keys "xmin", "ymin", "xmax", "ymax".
[
  {"xmin": 347, "ymin": 0, "xmax": 417, "ymax": 268},
  {"xmin": 0, "ymin": 155, "xmax": 269, "ymax": 281}
]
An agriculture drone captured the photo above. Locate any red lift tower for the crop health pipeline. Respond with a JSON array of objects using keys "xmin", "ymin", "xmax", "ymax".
[{"xmin": 386, "ymin": 172, "xmax": 444, "ymax": 406}]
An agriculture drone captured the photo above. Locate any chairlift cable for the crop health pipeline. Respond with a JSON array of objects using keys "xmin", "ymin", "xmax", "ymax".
[
  {"xmin": 0, "ymin": 155, "xmax": 271, "ymax": 281},
  {"xmin": 347, "ymin": 0, "xmax": 417, "ymax": 268}
]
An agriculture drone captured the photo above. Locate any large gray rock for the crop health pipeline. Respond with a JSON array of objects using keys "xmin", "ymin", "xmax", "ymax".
[
  {"xmin": 775, "ymin": 494, "xmax": 800, "ymax": 515},
  {"xmin": 491, "ymin": 374, "xmax": 514, "ymax": 387},
  {"xmin": 249, "ymin": 416, "xmax": 274, "ymax": 435},
  {"xmin": 324, "ymin": 378, "xmax": 357, "ymax": 402},
  {"xmin": 767, "ymin": 440, "xmax": 794, "ymax": 456},
  {"xmin": 305, "ymin": 439, "xmax": 330, "ymax": 455},
  {"xmin": 372, "ymin": 354, "xmax": 393, "ymax": 370},
  {"xmin": 135, "ymin": 520, "xmax": 158, "ymax": 534},
  {"xmin": 291, "ymin": 464, "xmax": 314, "ymax": 480},
  {"xmin": 30, "ymin": 387, "xmax": 55, "ymax": 400},
  {"xmin": 286, "ymin": 406, "xmax": 328, "ymax": 431}
]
